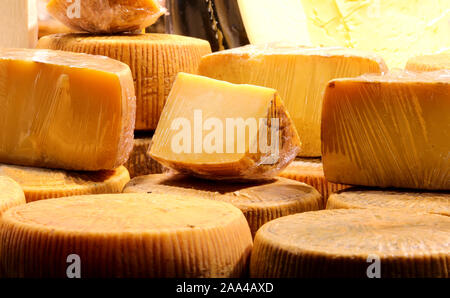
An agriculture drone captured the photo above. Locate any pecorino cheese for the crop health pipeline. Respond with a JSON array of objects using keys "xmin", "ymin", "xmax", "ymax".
[
  {"xmin": 0, "ymin": 194, "xmax": 253, "ymax": 278},
  {"xmin": 0, "ymin": 48, "xmax": 136, "ymax": 171},
  {"xmin": 124, "ymin": 134, "xmax": 164, "ymax": 178},
  {"xmin": 0, "ymin": 176, "xmax": 26, "ymax": 215},
  {"xmin": 406, "ymin": 53, "xmax": 450, "ymax": 72}
]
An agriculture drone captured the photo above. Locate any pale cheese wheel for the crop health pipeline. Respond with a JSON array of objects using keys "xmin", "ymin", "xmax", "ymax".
[
  {"xmin": 405, "ymin": 53, "xmax": 450, "ymax": 72},
  {"xmin": 0, "ymin": 176, "xmax": 26, "ymax": 215}
]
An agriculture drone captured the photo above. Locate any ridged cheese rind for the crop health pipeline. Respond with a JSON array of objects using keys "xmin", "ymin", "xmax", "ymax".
[
  {"xmin": 124, "ymin": 136, "xmax": 164, "ymax": 178},
  {"xmin": 0, "ymin": 176, "xmax": 26, "ymax": 215},
  {"xmin": 406, "ymin": 53, "xmax": 450, "ymax": 72}
]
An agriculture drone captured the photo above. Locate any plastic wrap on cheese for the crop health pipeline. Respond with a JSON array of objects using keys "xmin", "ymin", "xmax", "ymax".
[{"xmin": 0, "ymin": 48, "xmax": 136, "ymax": 171}]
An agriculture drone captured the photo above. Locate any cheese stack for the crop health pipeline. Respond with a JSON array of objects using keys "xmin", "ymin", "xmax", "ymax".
[{"xmin": 0, "ymin": 176, "xmax": 26, "ymax": 215}]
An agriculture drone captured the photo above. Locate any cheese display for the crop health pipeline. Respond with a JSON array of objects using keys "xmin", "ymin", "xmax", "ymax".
[
  {"xmin": 0, "ymin": 194, "xmax": 253, "ymax": 278},
  {"xmin": 198, "ymin": 45, "xmax": 387, "ymax": 157},
  {"xmin": 0, "ymin": 176, "xmax": 26, "ymax": 216},
  {"xmin": 38, "ymin": 33, "xmax": 212, "ymax": 130},
  {"xmin": 406, "ymin": 53, "xmax": 450, "ymax": 72},
  {"xmin": 124, "ymin": 134, "xmax": 164, "ymax": 178},
  {"xmin": 0, "ymin": 164, "xmax": 130, "ymax": 203},
  {"xmin": 237, "ymin": 0, "xmax": 450, "ymax": 68},
  {"xmin": 0, "ymin": 49, "xmax": 136, "ymax": 171},
  {"xmin": 327, "ymin": 188, "xmax": 450, "ymax": 216},
  {"xmin": 123, "ymin": 174, "xmax": 322, "ymax": 236},
  {"xmin": 250, "ymin": 209, "xmax": 450, "ymax": 278},
  {"xmin": 322, "ymin": 70, "xmax": 450, "ymax": 190},
  {"xmin": 47, "ymin": 0, "xmax": 166, "ymax": 34},
  {"xmin": 0, "ymin": 0, "xmax": 38, "ymax": 48},
  {"xmin": 149, "ymin": 72, "xmax": 301, "ymax": 180}
]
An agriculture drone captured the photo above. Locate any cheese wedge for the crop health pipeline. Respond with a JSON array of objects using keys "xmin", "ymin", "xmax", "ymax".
[
  {"xmin": 0, "ymin": 194, "xmax": 252, "ymax": 278},
  {"xmin": 0, "ymin": 164, "xmax": 130, "ymax": 203},
  {"xmin": 406, "ymin": 53, "xmax": 450, "ymax": 72},
  {"xmin": 124, "ymin": 135, "xmax": 164, "ymax": 178},
  {"xmin": 0, "ymin": 0, "xmax": 38, "ymax": 48},
  {"xmin": 37, "ymin": 33, "xmax": 212, "ymax": 130},
  {"xmin": 198, "ymin": 45, "xmax": 387, "ymax": 156},
  {"xmin": 0, "ymin": 48, "xmax": 136, "ymax": 171},
  {"xmin": 0, "ymin": 176, "xmax": 26, "ymax": 215},
  {"xmin": 322, "ymin": 70, "xmax": 450, "ymax": 190},
  {"xmin": 123, "ymin": 174, "xmax": 322, "ymax": 236},
  {"xmin": 250, "ymin": 209, "xmax": 450, "ymax": 278},
  {"xmin": 149, "ymin": 72, "xmax": 301, "ymax": 180}
]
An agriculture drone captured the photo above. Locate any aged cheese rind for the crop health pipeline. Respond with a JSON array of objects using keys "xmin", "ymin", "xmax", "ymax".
[
  {"xmin": 0, "ymin": 164, "xmax": 130, "ymax": 203},
  {"xmin": 0, "ymin": 194, "xmax": 252, "ymax": 278},
  {"xmin": 123, "ymin": 174, "xmax": 322, "ymax": 236},
  {"xmin": 322, "ymin": 70, "xmax": 450, "ymax": 190},
  {"xmin": 406, "ymin": 53, "xmax": 450, "ymax": 72},
  {"xmin": 124, "ymin": 135, "xmax": 164, "ymax": 178},
  {"xmin": 198, "ymin": 45, "xmax": 387, "ymax": 156},
  {"xmin": 37, "ymin": 33, "xmax": 212, "ymax": 130},
  {"xmin": 1, "ymin": 0, "xmax": 38, "ymax": 48},
  {"xmin": 0, "ymin": 176, "xmax": 26, "ymax": 215},
  {"xmin": 0, "ymin": 48, "xmax": 136, "ymax": 171},
  {"xmin": 250, "ymin": 209, "xmax": 450, "ymax": 278}
]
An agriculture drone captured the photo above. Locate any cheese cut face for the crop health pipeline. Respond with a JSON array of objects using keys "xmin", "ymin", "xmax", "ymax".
[
  {"xmin": 0, "ymin": 0, "xmax": 38, "ymax": 48},
  {"xmin": 124, "ymin": 135, "xmax": 164, "ymax": 178},
  {"xmin": 0, "ymin": 164, "xmax": 130, "ymax": 203},
  {"xmin": 0, "ymin": 49, "xmax": 136, "ymax": 171},
  {"xmin": 198, "ymin": 45, "xmax": 387, "ymax": 157},
  {"xmin": 406, "ymin": 53, "xmax": 450, "ymax": 72},
  {"xmin": 322, "ymin": 70, "xmax": 450, "ymax": 190},
  {"xmin": 123, "ymin": 174, "xmax": 322, "ymax": 237},
  {"xmin": 47, "ymin": 0, "xmax": 165, "ymax": 34},
  {"xmin": 149, "ymin": 73, "xmax": 301, "ymax": 180},
  {"xmin": 250, "ymin": 209, "xmax": 450, "ymax": 278},
  {"xmin": 0, "ymin": 176, "xmax": 26, "ymax": 215},
  {"xmin": 0, "ymin": 194, "xmax": 252, "ymax": 278},
  {"xmin": 327, "ymin": 188, "xmax": 450, "ymax": 217}
]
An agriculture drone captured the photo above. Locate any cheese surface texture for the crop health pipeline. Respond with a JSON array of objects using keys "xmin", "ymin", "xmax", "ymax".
[
  {"xmin": 0, "ymin": 164, "xmax": 130, "ymax": 203},
  {"xmin": 0, "ymin": 0, "xmax": 38, "ymax": 48},
  {"xmin": 0, "ymin": 176, "xmax": 26, "ymax": 216},
  {"xmin": 149, "ymin": 73, "xmax": 301, "ymax": 180},
  {"xmin": 406, "ymin": 53, "xmax": 450, "ymax": 72},
  {"xmin": 38, "ymin": 33, "xmax": 212, "ymax": 130},
  {"xmin": 124, "ymin": 135, "xmax": 164, "ymax": 178},
  {"xmin": 0, "ymin": 49, "xmax": 136, "ymax": 171},
  {"xmin": 0, "ymin": 194, "xmax": 252, "ymax": 278},
  {"xmin": 198, "ymin": 45, "xmax": 386, "ymax": 156},
  {"xmin": 322, "ymin": 70, "xmax": 450, "ymax": 190},
  {"xmin": 123, "ymin": 174, "xmax": 322, "ymax": 236},
  {"xmin": 250, "ymin": 209, "xmax": 450, "ymax": 278}
]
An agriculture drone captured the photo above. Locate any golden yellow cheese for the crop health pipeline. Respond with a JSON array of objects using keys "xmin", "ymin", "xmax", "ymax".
[
  {"xmin": 0, "ymin": 0, "xmax": 38, "ymax": 48},
  {"xmin": 47, "ymin": 0, "xmax": 165, "ymax": 34},
  {"xmin": 198, "ymin": 45, "xmax": 387, "ymax": 157},
  {"xmin": 0, "ymin": 164, "xmax": 130, "ymax": 203},
  {"xmin": 37, "ymin": 33, "xmax": 212, "ymax": 130},
  {"xmin": 0, "ymin": 194, "xmax": 252, "ymax": 278},
  {"xmin": 0, "ymin": 176, "xmax": 26, "ymax": 216},
  {"xmin": 149, "ymin": 72, "xmax": 301, "ymax": 180},
  {"xmin": 124, "ymin": 135, "xmax": 164, "ymax": 178},
  {"xmin": 322, "ymin": 70, "xmax": 450, "ymax": 190},
  {"xmin": 123, "ymin": 174, "xmax": 322, "ymax": 237},
  {"xmin": 250, "ymin": 209, "xmax": 450, "ymax": 278},
  {"xmin": 406, "ymin": 53, "xmax": 450, "ymax": 72},
  {"xmin": 0, "ymin": 48, "xmax": 136, "ymax": 171}
]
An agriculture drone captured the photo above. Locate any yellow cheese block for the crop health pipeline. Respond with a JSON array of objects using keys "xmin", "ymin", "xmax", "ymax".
[
  {"xmin": 0, "ymin": 194, "xmax": 252, "ymax": 278},
  {"xmin": 322, "ymin": 70, "xmax": 450, "ymax": 190},
  {"xmin": 0, "ymin": 0, "xmax": 38, "ymax": 48},
  {"xmin": 250, "ymin": 209, "xmax": 450, "ymax": 278},
  {"xmin": 149, "ymin": 72, "xmax": 301, "ymax": 180},
  {"xmin": 37, "ymin": 33, "xmax": 212, "ymax": 130},
  {"xmin": 0, "ymin": 164, "xmax": 130, "ymax": 203},
  {"xmin": 327, "ymin": 188, "xmax": 450, "ymax": 216},
  {"xmin": 0, "ymin": 176, "xmax": 26, "ymax": 215},
  {"xmin": 124, "ymin": 135, "xmax": 164, "ymax": 178},
  {"xmin": 198, "ymin": 45, "xmax": 387, "ymax": 157},
  {"xmin": 47, "ymin": 0, "xmax": 165, "ymax": 34},
  {"xmin": 406, "ymin": 53, "xmax": 450, "ymax": 72},
  {"xmin": 0, "ymin": 48, "xmax": 136, "ymax": 171},
  {"xmin": 123, "ymin": 174, "xmax": 322, "ymax": 236}
]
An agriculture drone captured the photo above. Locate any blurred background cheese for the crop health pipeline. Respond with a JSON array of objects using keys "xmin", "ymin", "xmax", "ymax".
[
  {"xmin": 0, "ymin": 0, "xmax": 38, "ymax": 48},
  {"xmin": 406, "ymin": 53, "xmax": 450, "ymax": 72},
  {"xmin": 37, "ymin": 0, "xmax": 74, "ymax": 38},
  {"xmin": 124, "ymin": 133, "xmax": 165, "ymax": 178},
  {"xmin": 0, "ymin": 176, "xmax": 26, "ymax": 216}
]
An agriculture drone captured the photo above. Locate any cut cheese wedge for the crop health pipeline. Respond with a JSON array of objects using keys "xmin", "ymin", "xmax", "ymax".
[
  {"xmin": 0, "ymin": 193, "xmax": 252, "ymax": 278},
  {"xmin": 0, "ymin": 164, "xmax": 130, "ymax": 203},
  {"xmin": 123, "ymin": 174, "xmax": 322, "ymax": 236},
  {"xmin": 0, "ymin": 176, "xmax": 26, "ymax": 215},
  {"xmin": 250, "ymin": 209, "xmax": 450, "ymax": 278},
  {"xmin": 37, "ymin": 33, "xmax": 212, "ymax": 130},
  {"xmin": 406, "ymin": 53, "xmax": 450, "ymax": 72},
  {"xmin": 0, "ymin": 0, "xmax": 38, "ymax": 48},
  {"xmin": 149, "ymin": 72, "xmax": 301, "ymax": 180},
  {"xmin": 0, "ymin": 48, "xmax": 136, "ymax": 171},
  {"xmin": 124, "ymin": 134, "xmax": 164, "ymax": 178},
  {"xmin": 198, "ymin": 44, "xmax": 387, "ymax": 156},
  {"xmin": 322, "ymin": 70, "xmax": 450, "ymax": 190}
]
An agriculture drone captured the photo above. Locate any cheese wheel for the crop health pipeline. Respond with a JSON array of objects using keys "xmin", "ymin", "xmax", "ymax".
[
  {"xmin": 124, "ymin": 134, "xmax": 164, "ymax": 178},
  {"xmin": 0, "ymin": 176, "xmax": 26, "ymax": 215},
  {"xmin": 37, "ymin": 33, "xmax": 212, "ymax": 130},
  {"xmin": 123, "ymin": 174, "xmax": 322, "ymax": 236},
  {"xmin": 0, "ymin": 164, "xmax": 130, "ymax": 203},
  {"xmin": 0, "ymin": 194, "xmax": 252, "ymax": 278},
  {"xmin": 327, "ymin": 188, "xmax": 450, "ymax": 216},
  {"xmin": 250, "ymin": 209, "xmax": 450, "ymax": 278},
  {"xmin": 406, "ymin": 53, "xmax": 450, "ymax": 72}
]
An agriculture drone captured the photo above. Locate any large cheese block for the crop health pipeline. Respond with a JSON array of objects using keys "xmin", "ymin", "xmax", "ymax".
[
  {"xmin": 0, "ymin": 194, "xmax": 252, "ymax": 278},
  {"xmin": 0, "ymin": 0, "xmax": 38, "ymax": 48},
  {"xmin": 198, "ymin": 45, "xmax": 387, "ymax": 156},
  {"xmin": 38, "ymin": 33, "xmax": 212, "ymax": 130},
  {"xmin": 0, "ymin": 48, "xmax": 136, "ymax": 171},
  {"xmin": 250, "ymin": 209, "xmax": 450, "ymax": 278},
  {"xmin": 123, "ymin": 174, "xmax": 322, "ymax": 236},
  {"xmin": 0, "ymin": 164, "xmax": 130, "ymax": 203},
  {"xmin": 322, "ymin": 70, "xmax": 450, "ymax": 190},
  {"xmin": 406, "ymin": 53, "xmax": 450, "ymax": 72},
  {"xmin": 0, "ymin": 176, "xmax": 26, "ymax": 215},
  {"xmin": 327, "ymin": 188, "xmax": 450, "ymax": 216},
  {"xmin": 124, "ymin": 134, "xmax": 164, "ymax": 178},
  {"xmin": 149, "ymin": 73, "xmax": 301, "ymax": 180}
]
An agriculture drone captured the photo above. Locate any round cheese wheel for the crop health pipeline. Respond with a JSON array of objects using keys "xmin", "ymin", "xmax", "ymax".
[
  {"xmin": 406, "ymin": 53, "xmax": 450, "ymax": 72},
  {"xmin": 124, "ymin": 134, "xmax": 164, "ymax": 178},
  {"xmin": 0, "ymin": 176, "xmax": 26, "ymax": 215}
]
